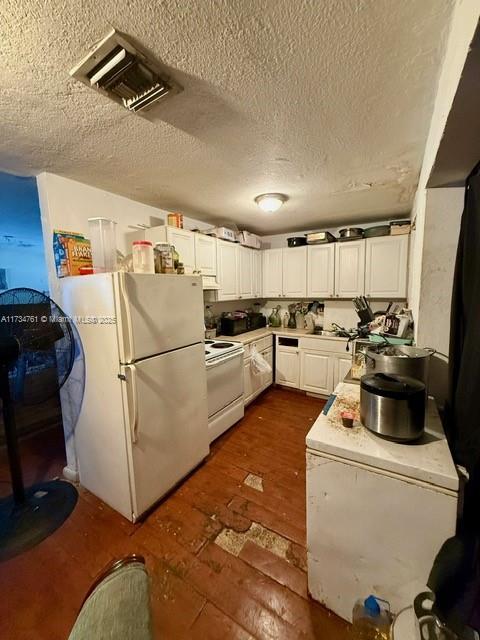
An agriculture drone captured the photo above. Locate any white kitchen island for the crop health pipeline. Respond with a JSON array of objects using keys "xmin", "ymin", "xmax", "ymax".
[{"xmin": 306, "ymin": 382, "xmax": 459, "ymax": 622}]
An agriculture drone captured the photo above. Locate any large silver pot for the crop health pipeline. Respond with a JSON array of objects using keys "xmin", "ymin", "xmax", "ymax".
[
  {"xmin": 365, "ymin": 345, "xmax": 435, "ymax": 385},
  {"xmin": 360, "ymin": 373, "xmax": 426, "ymax": 442}
]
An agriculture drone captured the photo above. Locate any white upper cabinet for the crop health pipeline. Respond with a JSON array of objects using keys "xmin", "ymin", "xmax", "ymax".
[
  {"xmin": 164, "ymin": 227, "xmax": 196, "ymax": 274},
  {"xmin": 365, "ymin": 235, "xmax": 409, "ymax": 298},
  {"xmin": 145, "ymin": 227, "xmax": 196, "ymax": 274},
  {"xmin": 253, "ymin": 250, "xmax": 262, "ymax": 298},
  {"xmin": 282, "ymin": 247, "xmax": 307, "ymax": 298},
  {"xmin": 334, "ymin": 240, "xmax": 366, "ymax": 297},
  {"xmin": 216, "ymin": 240, "xmax": 238, "ymax": 301},
  {"xmin": 238, "ymin": 246, "xmax": 253, "ymax": 299},
  {"xmin": 263, "ymin": 249, "xmax": 283, "ymax": 298},
  {"xmin": 307, "ymin": 245, "xmax": 335, "ymax": 298},
  {"xmin": 194, "ymin": 233, "xmax": 217, "ymax": 276}
]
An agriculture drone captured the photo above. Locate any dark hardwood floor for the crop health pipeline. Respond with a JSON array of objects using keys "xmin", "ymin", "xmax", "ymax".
[{"xmin": 0, "ymin": 387, "xmax": 351, "ymax": 639}]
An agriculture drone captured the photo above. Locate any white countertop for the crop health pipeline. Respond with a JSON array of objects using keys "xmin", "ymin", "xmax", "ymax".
[
  {"xmin": 216, "ymin": 327, "xmax": 349, "ymax": 345},
  {"xmin": 306, "ymin": 382, "xmax": 459, "ymax": 492}
]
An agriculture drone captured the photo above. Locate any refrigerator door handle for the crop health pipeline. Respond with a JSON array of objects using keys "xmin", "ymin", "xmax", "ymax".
[
  {"xmin": 119, "ymin": 272, "xmax": 134, "ymax": 363},
  {"xmin": 125, "ymin": 364, "xmax": 139, "ymax": 444}
]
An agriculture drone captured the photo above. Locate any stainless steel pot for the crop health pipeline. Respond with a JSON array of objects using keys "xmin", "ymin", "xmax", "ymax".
[
  {"xmin": 365, "ymin": 345, "xmax": 435, "ymax": 385},
  {"xmin": 338, "ymin": 227, "xmax": 364, "ymax": 240},
  {"xmin": 360, "ymin": 373, "xmax": 426, "ymax": 442}
]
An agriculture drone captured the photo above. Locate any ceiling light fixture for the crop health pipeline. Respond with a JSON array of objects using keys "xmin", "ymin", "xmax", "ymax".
[{"xmin": 254, "ymin": 193, "xmax": 288, "ymax": 213}]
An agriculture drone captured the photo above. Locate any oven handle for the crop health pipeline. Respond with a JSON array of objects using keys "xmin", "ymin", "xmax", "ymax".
[{"xmin": 206, "ymin": 349, "xmax": 244, "ymax": 368}]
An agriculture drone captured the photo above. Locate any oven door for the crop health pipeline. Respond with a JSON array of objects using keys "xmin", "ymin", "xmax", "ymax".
[{"xmin": 206, "ymin": 350, "xmax": 244, "ymax": 418}]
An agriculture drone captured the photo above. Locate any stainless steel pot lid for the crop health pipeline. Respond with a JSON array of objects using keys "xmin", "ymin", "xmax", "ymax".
[{"xmin": 361, "ymin": 373, "xmax": 425, "ymax": 399}]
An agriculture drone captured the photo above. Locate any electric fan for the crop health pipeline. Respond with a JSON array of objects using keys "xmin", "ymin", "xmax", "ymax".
[{"xmin": 0, "ymin": 288, "xmax": 77, "ymax": 561}]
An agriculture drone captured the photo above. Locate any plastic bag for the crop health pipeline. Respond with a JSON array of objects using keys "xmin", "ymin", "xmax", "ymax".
[{"xmin": 250, "ymin": 346, "xmax": 272, "ymax": 377}]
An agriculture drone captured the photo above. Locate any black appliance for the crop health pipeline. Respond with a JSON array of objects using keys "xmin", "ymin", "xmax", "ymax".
[
  {"xmin": 220, "ymin": 313, "xmax": 266, "ymax": 336},
  {"xmin": 220, "ymin": 316, "xmax": 248, "ymax": 336},
  {"xmin": 247, "ymin": 312, "xmax": 267, "ymax": 331}
]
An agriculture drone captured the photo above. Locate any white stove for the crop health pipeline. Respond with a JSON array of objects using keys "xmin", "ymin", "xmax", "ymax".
[
  {"xmin": 204, "ymin": 339, "xmax": 244, "ymax": 442},
  {"xmin": 204, "ymin": 339, "xmax": 243, "ymax": 361}
]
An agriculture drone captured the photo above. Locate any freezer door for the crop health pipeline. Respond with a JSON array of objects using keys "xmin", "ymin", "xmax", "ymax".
[
  {"xmin": 115, "ymin": 272, "xmax": 204, "ymax": 363},
  {"xmin": 122, "ymin": 342, "xmax": 209, "ymax": 519}
]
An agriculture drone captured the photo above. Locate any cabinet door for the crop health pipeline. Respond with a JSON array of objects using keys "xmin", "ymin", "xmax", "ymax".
[
  {"xmin": 334, "ymin": 240, "xmax": 366, "ymax": 297},
  {"xmin": 307, "ymin": 245, "xmax": 335, "ymax": 298},
  {"xmin": 253, "ymin": 250, "xmax": 263, "ymax": 298},
  {"xmin": 243, "ymin": 357, "xmax": 254, "ymax": 404},
  {"xmin": 282, "ymin": 247, "xmax": 307, "ymax": 297},
  {"xmin": 261, "ymin": 347, "xmax": 273, "ymax": 389},
  {"xmin": 365, "ymin": 235, "xmax": 408, "ymax": 298},
  {"xmin": 263, "ymin": 249, "xmax": 283, "ymax": 298},
  {"xmin": 300, "ymin": 350, "xmax": 332, "ymax": 395},
  {"xmin": 238, "ymin": 246, "xmax": 254, "ymax": 299},
  {"xmin": 194, "ymin": 234, "xmax": 217, "ymax": 276},
  {"xmin": 216, "ymin": 240, "xmax": 238, "ymax": 301},
  {"xmin": 333, "ymin": 356, "xmax": 352, "ymax": 388},
  {"xmin": 166, "ymin": 228, "xmax": 196, "ymax": 273},
  {"xmin": 276, "ymin": 348, "xmax": 299, "ymax": 388}
]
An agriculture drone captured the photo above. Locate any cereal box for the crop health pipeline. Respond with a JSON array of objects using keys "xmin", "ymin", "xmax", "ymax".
[{"xmin": 53, "ymin": 230, "xmax": 93, "ymax": 277}]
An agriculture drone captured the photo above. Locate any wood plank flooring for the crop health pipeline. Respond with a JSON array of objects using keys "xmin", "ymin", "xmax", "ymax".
[{"xmin": 0, "ymin": 387, "xmax": 351, "ymax": 639}]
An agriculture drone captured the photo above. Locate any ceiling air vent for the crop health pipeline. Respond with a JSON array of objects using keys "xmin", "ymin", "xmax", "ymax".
[{"xmin": 70, "ymin": 29, "xmax": 182, "ymax": 114}]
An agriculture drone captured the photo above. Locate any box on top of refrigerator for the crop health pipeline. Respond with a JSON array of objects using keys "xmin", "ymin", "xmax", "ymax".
[{"xmin": 53, "ymin": 229, "xmax": 93, "ymax": 277}]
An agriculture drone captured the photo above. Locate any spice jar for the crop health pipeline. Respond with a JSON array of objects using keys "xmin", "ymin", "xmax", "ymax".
[{"xmin": 154, "ymin": 243, "xmax": 174, "ymax": 274}]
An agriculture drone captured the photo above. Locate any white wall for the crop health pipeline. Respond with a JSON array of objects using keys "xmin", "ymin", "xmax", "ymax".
[
  {"xmin": 409, "ymin": 0, "xmax": 480, "ymax": 324},
  {"xmin": 407, "ymin": 0, "xmax": 479, "ymax": 408},
  {"xmin": 416, "ymin": 187, "xmax": 464, "ymax": 408},
  {"xmin": 37, "ymin": 172, "xmax": 210, "ymax": 303}
]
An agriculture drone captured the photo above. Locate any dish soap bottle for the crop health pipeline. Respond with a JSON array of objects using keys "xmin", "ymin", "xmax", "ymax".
[{"xmin": 352, "ymin": 595, "xmax": 391, "ymax": 639}]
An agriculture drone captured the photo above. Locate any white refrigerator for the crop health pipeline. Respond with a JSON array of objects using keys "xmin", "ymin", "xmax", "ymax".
[{"xmin": 61, "ymin": 272, "xmax": 209, "ymax": 522}]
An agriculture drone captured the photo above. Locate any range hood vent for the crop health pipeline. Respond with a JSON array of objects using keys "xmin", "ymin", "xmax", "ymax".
[{"xmin": 70, "ymin": 29, "xmax": 182, "ymax": 114}]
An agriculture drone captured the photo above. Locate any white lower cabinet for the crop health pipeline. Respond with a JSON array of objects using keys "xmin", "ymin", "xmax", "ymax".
[
  {"xmin": 275, "ymin": 336, "xmax": 351, "ymax": 396},
  {"xmin": 276, "ymin": 347, "xmax": 300, "ymax": 388},
  {"xmin": 334, "ymin": 356, "xmax": 352, "ymax": 388},
  {"xmin": 300, "ymin": 350, "xmax": 332, "ymax": 395},
  {"xmin": 243, "ymin": 338, "xmax": 273, "ymax": 406}
]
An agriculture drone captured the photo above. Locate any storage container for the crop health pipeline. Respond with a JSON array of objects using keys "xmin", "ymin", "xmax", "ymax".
[
  {"xmin": 132, "ymin": 240, "xmax": 155, "ymax": 274},
  {"xmin": 88, "ymin": 217, "xmax": 117, "ymax": 273},
  {"xmin": 167, "ymin": 213, "xmax": 183, "ymax": 228},
  {"xmin": 236, "ymin": 230, "xmax": 262, "ymax": 249},
  {"xmin": 210, "ymin": 227, "xmax": 236, "ymax": 242}
]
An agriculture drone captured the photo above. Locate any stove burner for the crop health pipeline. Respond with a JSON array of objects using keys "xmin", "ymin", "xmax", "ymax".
[
  {"xmin": 210, "ymin": 342, "xmax": 234, "ymax": 349},
  {"xmin": 205, "ymin": 340, "xmax": 214, "ymax": 344}
]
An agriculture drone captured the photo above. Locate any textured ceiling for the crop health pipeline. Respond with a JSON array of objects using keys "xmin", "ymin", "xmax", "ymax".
[{"xmin": 1, "ymin": 0, "xmax": 453, "ymax": 233}]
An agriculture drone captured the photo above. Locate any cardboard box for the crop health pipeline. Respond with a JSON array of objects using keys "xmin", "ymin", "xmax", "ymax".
[
  {"xmin": 236, "ymin": 230, "xmax": 261, "ymax": 249},
  {"xmin": 210, "ymin": 227, "xmax": 236, "ymax": 242},
  {"xmin": 53, "ymin": 230, "xmax": 93, "ymax": 277},
  {"xmin": 390, "ymin": 221, "xmax": 411, "ymax": 235}
]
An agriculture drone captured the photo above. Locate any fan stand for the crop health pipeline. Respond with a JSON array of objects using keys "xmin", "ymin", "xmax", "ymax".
[{"xmin": 0, "ymin": 362, "xmax": 78, "ymax": 562}]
